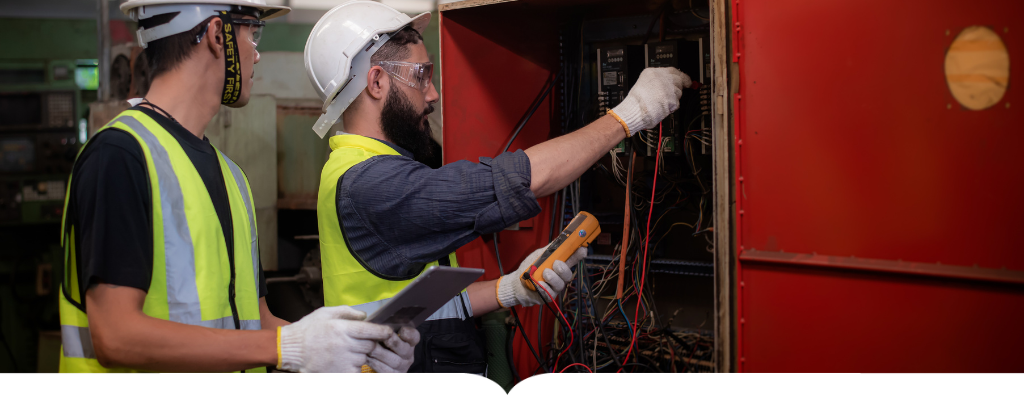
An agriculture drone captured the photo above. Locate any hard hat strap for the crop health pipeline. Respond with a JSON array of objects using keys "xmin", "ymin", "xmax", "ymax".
[
  {"xmin": 218, "ymin": 11, "xmax": 243, "ymax": 105},
  {"xmin": 133, "ymin": 5, "xmax": 245, "ymax": 105}
]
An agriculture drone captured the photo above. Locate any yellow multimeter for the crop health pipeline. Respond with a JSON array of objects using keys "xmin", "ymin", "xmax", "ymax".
[{"xmin": 520, "ymin": 211, "xmax": 601, "ymax": 291}]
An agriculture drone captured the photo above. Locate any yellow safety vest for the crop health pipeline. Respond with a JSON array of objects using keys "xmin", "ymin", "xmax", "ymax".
[
  {"xmin": 317, "ymin": 134, "xmax": 463, "ymax": 313},
  {"xmin": 58, "ymin": 109, "xmax": 264, "ymax": 373}
]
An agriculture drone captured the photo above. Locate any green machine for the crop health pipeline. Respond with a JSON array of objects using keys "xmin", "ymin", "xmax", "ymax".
[
  {"xmin": 0, "ymin": 58, "xmax": 96, "ymax": 372},
  {"xmin": 0, "ymin": 59, "xmax": 92, "ymax": 224}
]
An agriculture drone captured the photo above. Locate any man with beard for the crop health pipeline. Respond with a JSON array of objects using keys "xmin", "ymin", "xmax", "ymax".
[
  {"xmin": 58, "ymin": 0, "xmax": 418, "ymax": 373},
  {"xmin": 305, "ymin": 2, "xmax": 688, "ymax": 373}
]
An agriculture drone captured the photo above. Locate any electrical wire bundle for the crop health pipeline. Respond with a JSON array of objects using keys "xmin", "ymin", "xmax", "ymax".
[
  {"xmin": 541, "ymin": 189, "xmax": 716, "ymax": 373},
  {"xmin": 522, "ymin": 124, "xmax": 715, "ymax": 374},
  {"xmin": 499, "ymin": 16, "xmax": 717, "ymax": 375}
]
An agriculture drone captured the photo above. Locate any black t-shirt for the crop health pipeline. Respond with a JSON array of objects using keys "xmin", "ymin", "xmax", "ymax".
[{"xmin": 68, "ymin": 106, "xmax": 266, "ymax": 297}]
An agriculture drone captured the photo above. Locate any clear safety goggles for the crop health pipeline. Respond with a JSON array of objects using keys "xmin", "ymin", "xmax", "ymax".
[
  {"xmin": 378, "ymin": 61, "xmax": 434, "ymax": 93},
  {"xmin": 193, "ymin": 17, "xmax": 264, "ymax": 47},
  {"xmin": 229, "ymin": 18, "xmax": 264, "ymax": 47}
]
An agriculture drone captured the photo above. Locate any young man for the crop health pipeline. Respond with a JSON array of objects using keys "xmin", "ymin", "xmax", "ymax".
[
  {"xmin": 305, "ymin": 2, "xmax": 687, "ymax": 372},
  {"xmin": 59, "ymin": 0, "xmax": 418, "ymax": 373}
]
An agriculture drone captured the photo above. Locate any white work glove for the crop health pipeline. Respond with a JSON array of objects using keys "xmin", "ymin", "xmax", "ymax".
[
  {"xmin": 277, "ymin": 305, "xmax": 395, "ymax": 373},
  {"xmin": 366, "ymin": 326, "xmax": 420, "ymax": 373},
  {"xmin": 609, "ymin": 67, "xmax": 690, "ymax": 136},
  {"xmin": 496, "ymin": 246, "xmax": 588, "ymax": 308}
]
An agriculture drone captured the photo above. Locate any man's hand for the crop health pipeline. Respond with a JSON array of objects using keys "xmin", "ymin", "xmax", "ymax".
[
  {"xmin": 609, "ymin": 67, "xmax": 689, "ymax": 136},
  {"xmin": 367, "ymin": 326, "xmax": 420, "ymax": 373},
  {"xmin": 278, "ymin": 306, "xmax": 395, "ymax": 373},
  {"xmin": 495, "ymin": 246, "xmax": 588, "ymax": 308}
]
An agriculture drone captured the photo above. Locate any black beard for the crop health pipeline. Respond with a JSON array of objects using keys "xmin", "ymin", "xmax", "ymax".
[{"xmin": 380, "ymin": 85, "xmax": 436, "ymax": 165}]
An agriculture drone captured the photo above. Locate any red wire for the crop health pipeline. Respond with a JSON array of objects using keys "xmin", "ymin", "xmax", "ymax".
[
  {"xmin": 669, "ymin": 340, "xmax": 677, "ymax": 373},
  {"xmin": 683, "ymin": 340, "xmax": 700, "ymax": 372},
  {"xmin": 619, "ymin": 122, "xmax": 662, "ymax": 372},
  {"xmin": 559, "ymin": 362, "xmax": 594, "ymax": 373},
  {"xmin": 539, "ymin": 283, "xmax": 574, "ymax": 372}
]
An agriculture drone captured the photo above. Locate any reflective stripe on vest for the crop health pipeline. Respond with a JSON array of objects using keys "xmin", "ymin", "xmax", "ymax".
[
  {"xmin": 60, "ymin": 325, "xmax": 94, "ymax": 359},
  {"xmin": 58, "ymin": 110, "xmax": 263, "ymax": 372},
  {"xmin": 219, "ymin": 151, "xmax": 261, "ymax": 295},
  {"xmin": 127, "ymin": 114, "xmax": 202, "ymax": 324},
  {"xmin": 317, "ymin": 134, "xmax": 460, "ymax": 308}
]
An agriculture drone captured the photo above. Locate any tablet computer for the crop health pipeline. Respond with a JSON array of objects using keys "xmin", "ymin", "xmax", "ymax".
[{"xmin": 365, "ymin": 266, "xmax": 485, "ymax": 331}]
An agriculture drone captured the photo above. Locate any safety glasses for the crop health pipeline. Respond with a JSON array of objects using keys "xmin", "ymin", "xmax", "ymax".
[
  {"xmin": 193, "ymin": 17, "xmax": 264, "ymax": 47},
  {"xmin": 378, "ymin": 61, "xmax": 434, "ymax": 93},
  {"xmin": 228, "ymin": 18, "xmax": 265, "ymax": 47}
]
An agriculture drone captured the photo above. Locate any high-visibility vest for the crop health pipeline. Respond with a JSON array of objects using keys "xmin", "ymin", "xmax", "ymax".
[
  {"xmin": 58, "ymin": 110, "xmax": 265, "ymax": 373},
  {"xmin": 317, "ymin": 134, "xmax": 467, "ymax": 317}
]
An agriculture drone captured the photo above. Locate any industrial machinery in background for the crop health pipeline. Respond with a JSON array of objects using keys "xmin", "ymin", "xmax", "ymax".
[
  {"xmin": 0, "ymin": 7, "xmax": 156, "ymax": 371},
  {"xmin": 0, "ymin": 58, "xmax": 92, "ymax": 372}
]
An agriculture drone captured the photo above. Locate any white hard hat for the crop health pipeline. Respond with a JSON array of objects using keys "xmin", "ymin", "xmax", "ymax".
[
  {"xmin": 304, "ymin": 1, "xmax": 430, "ymax": 138},
  {"xmin": 121, "ymin": 0, "xmax": 290, "ymax": 48}
]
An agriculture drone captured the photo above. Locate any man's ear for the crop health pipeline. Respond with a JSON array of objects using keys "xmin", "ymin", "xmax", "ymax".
[
  {"xmin": 205, "ymin": 18, "xmax": 225, "ymax": 59},
  {"xmin": 365, "ymin": 66, "xmax": 388, "ymax": 101}
]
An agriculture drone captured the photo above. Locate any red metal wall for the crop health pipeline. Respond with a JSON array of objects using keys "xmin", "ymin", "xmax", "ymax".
[
  {"xmin": 439, "ymin": 5, "xmax": 561, "ymax": 377},
  {"xmin": 734, "ymin": 0, "xmax": 1024, "ymax": 371}
]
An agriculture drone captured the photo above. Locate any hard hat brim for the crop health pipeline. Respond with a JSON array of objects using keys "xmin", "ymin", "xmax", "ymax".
[
  {"xmin": 409, "ymin": 12, "xmax": 431, "ymax": 34},
  {"xmin": 120, "ymin": 0, "xmax": 291, "ymax": 21}
]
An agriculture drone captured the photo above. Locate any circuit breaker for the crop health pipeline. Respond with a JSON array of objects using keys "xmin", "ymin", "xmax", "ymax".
[
  {"xmin": 598, "ymin": 46, "xmax": 642, "ymax": 154},
  {"xmin": 645, "ymin": 41, "xmax": 681, "ymax": 154}
]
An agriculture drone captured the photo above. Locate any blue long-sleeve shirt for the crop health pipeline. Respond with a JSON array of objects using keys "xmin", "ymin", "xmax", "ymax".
[{"xmin": 336, "ymin": 138, "xmax": 541, "ymax": 279}]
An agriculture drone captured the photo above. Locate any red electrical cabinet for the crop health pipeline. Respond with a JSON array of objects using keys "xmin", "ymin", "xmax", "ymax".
[
  {"xmin": 439, "ymin": 0, "xmax": 1024, "ymax": 373},
  {"xmin": 732, "ymin": 0, "xmax": 1023, "ymax": 372}
]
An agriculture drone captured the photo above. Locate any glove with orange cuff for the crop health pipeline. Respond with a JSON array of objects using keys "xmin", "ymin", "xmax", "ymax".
[{"xmin": 608, "ymin": 67, "xmax": 689, "ymax": 136}]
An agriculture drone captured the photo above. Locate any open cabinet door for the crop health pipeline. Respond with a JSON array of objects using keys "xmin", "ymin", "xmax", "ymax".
[
  {"xmin": 732, "ymin": 0, "xmax": 1024, "ymax": 371},
  {"xmin": 439, "ymin": 3, "xmax": 561, "ymax": 378}
]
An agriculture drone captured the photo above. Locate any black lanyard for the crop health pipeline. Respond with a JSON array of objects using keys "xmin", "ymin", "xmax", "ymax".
[{"xmin": 138, "ymin": 99, "xmax": 177, "ymax": 123}]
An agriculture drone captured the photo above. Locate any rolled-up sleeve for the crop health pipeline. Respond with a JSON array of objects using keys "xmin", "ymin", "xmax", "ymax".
[
  {"xmin": 338, "ymin": 149, "xmax": 540, "ymax": 278},
  {"xmin": 473, "ymin": 152, "xmax": 538, "ymax": 234}
]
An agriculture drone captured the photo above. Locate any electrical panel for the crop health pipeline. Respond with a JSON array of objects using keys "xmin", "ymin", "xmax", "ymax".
[
  {"xmin": 597, "ymin": 46, "xmax": 642, "ymax": 117},
  {"xmin": 598, "ymin": 46, "xmax": 643, "ymax": 155},
  {"xmin": 644, "ymin": 41, "xmax": 680, "ymax": 154},
  {"xmin": 639, "ymin": 39, "xmax": 714, "ymax": 157},
  {"xmin": 545, "ymin": 2, "xmax": 717, "ymax": 373}
]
